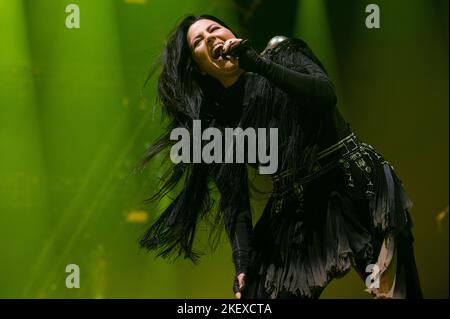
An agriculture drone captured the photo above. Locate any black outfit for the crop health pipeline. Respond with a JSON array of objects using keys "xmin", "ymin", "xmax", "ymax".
[{"xmin": 206, "ymin": 38, "xmax": 422, "ymax": 299}]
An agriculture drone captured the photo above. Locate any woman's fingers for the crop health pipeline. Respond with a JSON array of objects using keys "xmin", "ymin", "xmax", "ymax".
[
  {"xmin": 222, "ymin": 38, "xmax": 243, "ymax": 56},
  {"xmin": 237, "ymin": 273, "xmax": 246, "ymax": 290},
  {"xmin": 234, "ymin": 273, "xmax": 246, "ymax": 299}
]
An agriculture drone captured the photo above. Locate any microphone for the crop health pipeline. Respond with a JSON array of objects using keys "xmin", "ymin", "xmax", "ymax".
[
  {"xmin": 221, "ymin": 40, "xmax": 247, "ymax": 60},
  {"xmin": 220, "ymin": 47, "xmax": 232, "ymax": 60}
]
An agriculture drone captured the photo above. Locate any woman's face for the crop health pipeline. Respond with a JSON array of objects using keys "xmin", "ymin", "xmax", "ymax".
[{"xmin": 187, "ymin": 19, "xmax": 242, "ymax": 86}]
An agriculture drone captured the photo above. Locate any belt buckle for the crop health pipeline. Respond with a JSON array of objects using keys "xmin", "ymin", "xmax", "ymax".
[{"xmin": 341, "ymin": 137, "xmax": 358, "ymax": 157}]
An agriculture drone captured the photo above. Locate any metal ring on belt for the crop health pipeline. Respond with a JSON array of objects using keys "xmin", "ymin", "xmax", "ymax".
[{"xmin": 272, "ymin": 133, "xmax": 360, "ymax": 188}]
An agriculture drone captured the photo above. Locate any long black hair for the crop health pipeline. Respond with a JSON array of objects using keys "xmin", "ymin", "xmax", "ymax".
[
  {"xmin": 138, "ymin": 14, "xmax": 331, "ymax": 263},
  {"xmin": 138, "ymin": 15, "xmax": 241, "ymax": 262},
  {"xmin": 139, "ymin": 14, "xmax": 237, "ymax": 166}
]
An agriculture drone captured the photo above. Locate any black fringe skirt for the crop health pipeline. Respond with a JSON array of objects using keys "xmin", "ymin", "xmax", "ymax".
[{"xmin": 242, "ymin": 142, "xmax": 423, "ymax": 299}]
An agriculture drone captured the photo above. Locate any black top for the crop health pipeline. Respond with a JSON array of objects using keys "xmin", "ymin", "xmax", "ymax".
[
  {"xmin": 206, "ymin": 39, "xmax": 351, "ymax": 151},
  {"xmin": 206, "ymin": 38, "xmax": 353, "ymax": 280}
]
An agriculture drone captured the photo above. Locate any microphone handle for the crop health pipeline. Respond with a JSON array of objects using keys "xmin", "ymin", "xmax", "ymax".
[{"xmin": 221, "ymin": 40, "xmax": 244, "ymax": 60}]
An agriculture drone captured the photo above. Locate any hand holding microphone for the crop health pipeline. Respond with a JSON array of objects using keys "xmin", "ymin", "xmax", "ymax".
[
  {"xmin": 221, "ymin": 38, "xmax": 243, "ymax": 60},
  {"xmin": 221, "ymin": 38, "xmax": 262, "ymax": 72}
]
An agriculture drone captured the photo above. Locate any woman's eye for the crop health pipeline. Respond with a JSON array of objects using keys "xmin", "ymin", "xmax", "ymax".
[
  {"xmin": 211, "ymin": 26, "xmax": 220, "ymax": 32},
  {"xmin": 193, "ymin": 39, "xmax": 200, "ymax": 48}
]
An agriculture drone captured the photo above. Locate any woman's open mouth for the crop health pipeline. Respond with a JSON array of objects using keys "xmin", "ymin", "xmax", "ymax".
[{"xmin": 211, "ymin": 43, "xmax": 224, "ymax": 60}]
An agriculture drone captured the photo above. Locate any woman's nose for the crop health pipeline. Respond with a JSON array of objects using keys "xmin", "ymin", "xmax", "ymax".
[{"xmin": 206, "ymin": 35, "xmax": 216, "ymax": 46}]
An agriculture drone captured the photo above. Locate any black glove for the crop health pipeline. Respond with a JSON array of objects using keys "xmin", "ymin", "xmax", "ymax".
[
  {"xmin": 233, "ymin": 272, "xmax": 247, "ymax": 297},
  {"xmin": 233, "ymin": 274, "xmax": 241, "ymax": 294},
  {"xmin": 228, "ymin": 39, "xmax": 263, "ymax": 72}
]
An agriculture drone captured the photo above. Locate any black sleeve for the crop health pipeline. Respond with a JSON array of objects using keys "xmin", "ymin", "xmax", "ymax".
[
  {"xmin": 215, "ymin": 163, "xmax": 253, "ymax": 292},
  {"xmin": 233, "ymin": 40, "xmax": 337, "ymax": 112},
  {"xmin": 224, "ymin": 185, "xmax": 253, "ymax": 278}
]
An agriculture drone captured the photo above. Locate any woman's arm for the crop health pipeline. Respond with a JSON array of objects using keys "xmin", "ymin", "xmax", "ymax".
[
  {"xmin": 215, "ymin": 163, "xmax": 253, "ymax": 298},
  {"xmin": 226, "ymin": 39, "xmax": 337, "ymax": 111},
  {"xmin": 223, "ymin": 187, "xmax": 253, "ymax": 298}
]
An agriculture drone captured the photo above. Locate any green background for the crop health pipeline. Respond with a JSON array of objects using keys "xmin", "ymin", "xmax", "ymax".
[{"xmin": 0, "ymin": 0, "xmax": 448, "ymax": 298}]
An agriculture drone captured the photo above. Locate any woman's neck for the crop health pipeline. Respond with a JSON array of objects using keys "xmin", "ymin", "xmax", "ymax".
[{"xmin": 219, "ymin": 69, "xmax": 245, "ymax": 88}]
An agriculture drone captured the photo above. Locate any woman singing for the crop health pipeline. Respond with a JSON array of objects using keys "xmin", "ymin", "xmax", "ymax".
[{"xmin": 138, "ymin": 14, "xmax": 422, "ymax": 299}]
